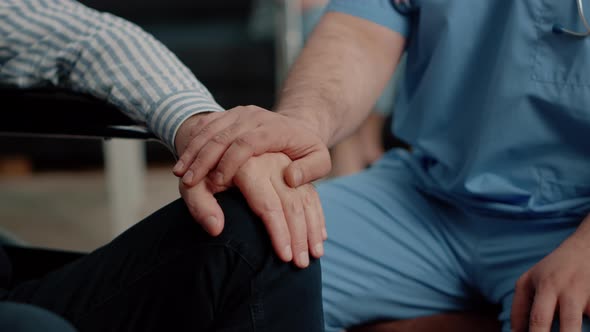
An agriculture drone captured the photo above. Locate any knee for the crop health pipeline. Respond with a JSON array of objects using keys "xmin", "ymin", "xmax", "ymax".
[
  {"xmin": 212, "ymin": 188, "xmax": 276, "ymax": 269},
  {"xmin": 142, "ymin": 187, "xmax": 323, "ymax": 281},
  {"xmin": 173, "ymin": 188, "xmax": 322, "ymax": 279},
  {"xmin": 158, "ymin": 188, "xmax": 279, "ymax": 270},
  {"xmin": 141, "ymin": 190, "xmax": 324, "ymax": 329}
]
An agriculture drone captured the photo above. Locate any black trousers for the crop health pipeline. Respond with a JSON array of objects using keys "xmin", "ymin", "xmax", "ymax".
[{"xmin": 0, "ymin": 189, "xmax": 324, "ymax": 331}]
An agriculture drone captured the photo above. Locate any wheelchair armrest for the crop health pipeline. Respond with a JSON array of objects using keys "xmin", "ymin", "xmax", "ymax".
[{"xmin": 1, "ymin": 87, "xmax": 156, "ymax": 140}]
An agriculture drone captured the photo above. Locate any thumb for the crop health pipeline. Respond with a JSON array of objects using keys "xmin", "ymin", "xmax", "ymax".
[
  {"xmin": 179, "ymin": 181, "xmax": 225, "ymax": 236},
  {"xmin": 284, "ymin": 149, "xmax": 332, "ymax": 187}
]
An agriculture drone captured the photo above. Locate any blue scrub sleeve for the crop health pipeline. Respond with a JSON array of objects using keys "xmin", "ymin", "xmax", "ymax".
[{"xmin": 326, "ymin": 0, "xmax": 411, "ymax": 37}]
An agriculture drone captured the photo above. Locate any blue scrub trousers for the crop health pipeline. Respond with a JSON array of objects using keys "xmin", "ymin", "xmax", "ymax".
[
  {"xmin": 318, "ymin": 149, "xmax": 590, "ymax": 332},
  {"xmin": 0, "ymin": 302, "xmax": 77, "ymax": 332}
]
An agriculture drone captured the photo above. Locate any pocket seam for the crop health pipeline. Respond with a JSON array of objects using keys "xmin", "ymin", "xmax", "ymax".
[{"xmin": 530, "ymin": 0, "xmax": 590, "ymax": 86}]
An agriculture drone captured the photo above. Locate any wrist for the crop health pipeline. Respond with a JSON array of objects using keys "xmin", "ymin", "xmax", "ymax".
[
  {"xmin": 174, "ymin": 112, "xmax": 214, "ymax": 156},
  {"xmin": 276, "ymin": 105, "xmax": 333, "ymax": 146}
]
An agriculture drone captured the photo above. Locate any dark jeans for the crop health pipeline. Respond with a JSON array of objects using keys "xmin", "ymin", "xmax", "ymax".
[{"xmin": 0, "ymin": 189, "xmax": 324, "ymax": 331}]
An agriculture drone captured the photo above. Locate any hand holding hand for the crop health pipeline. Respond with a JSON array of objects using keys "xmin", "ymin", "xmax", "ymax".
[
  {"xmin": 179, "ymin": 153, "xmax": 327, "ymax": 268},
  {"xmin": 173, "ymin": 106, "xmax": 331, "ymax": 189},
  {"xmin": 511, "ymin": 223, "xmax": 590, "ymax": 332}
]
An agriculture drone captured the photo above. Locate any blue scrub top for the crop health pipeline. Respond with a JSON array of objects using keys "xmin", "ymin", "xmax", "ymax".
[{"xmin": 328, "ymin": 0, "xmax": 590, "ymax": 216}]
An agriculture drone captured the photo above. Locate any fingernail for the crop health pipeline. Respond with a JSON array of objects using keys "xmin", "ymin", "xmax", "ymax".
[
  {"xmin": 284, "ymin": 245, "xmax": 293, "ymax": 261},
  {"xmin": 299, "ymin": 252, "xmax": 309, "ymax": 267},
  {"xmin": 182, "ymin": 170, "xmax": 194, "ymax": 184},
  {"xmin": 322, "ymin": 228, "xmax": 328, "ymax": 240},
  {"xmin": 292, "ymin": 169, "xmax": 302, "ymax": 186},
  {"xmin": 314, "ymin": 243, "xmax": 324, "ymax": 256},
  {"xmin": 205, "ymin": 216, "xmax": 218, "ymax": 230},
  {"xmin": 173, "ymin": 160, "xmax": 184, "ymax": 173},
  {"xmin": 213, "ymin": 171, "xmax": 224, "ymax": 185}
]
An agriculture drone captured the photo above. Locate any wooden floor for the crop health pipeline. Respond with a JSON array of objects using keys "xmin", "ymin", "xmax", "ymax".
[{"xmin": 0, "ymin": 166, "xmax": 179, "ymax": 252}]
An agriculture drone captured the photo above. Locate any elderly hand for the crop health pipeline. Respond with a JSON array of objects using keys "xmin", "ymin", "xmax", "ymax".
[
  {"xmin": 178, "ymin": 152, "xmax": 326, "ymax": 268},
  {"xmin": 173, "ymin": 106, "xmax": 331, "ymax": 190},
  {"xmin": 511, "ymin": 217, "xmax": 590, "ymax": 332}
]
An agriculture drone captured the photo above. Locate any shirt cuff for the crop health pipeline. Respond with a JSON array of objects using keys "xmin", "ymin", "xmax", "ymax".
[
  {"xmin": 146, "ymin": 90, "xmax": 225, "ymax": 153},
  {"xmin": 327, "ymin": 0, "xmax": 411, "ymax": 37}
]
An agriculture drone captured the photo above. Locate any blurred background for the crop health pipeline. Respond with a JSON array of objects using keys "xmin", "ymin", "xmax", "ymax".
[{"xmin": 0, "ymin": 0, "xmax": 403, "ymax": 253}]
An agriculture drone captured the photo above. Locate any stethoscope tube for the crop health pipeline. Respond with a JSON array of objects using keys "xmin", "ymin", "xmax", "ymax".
[
  {"xmin": 553, "ymin": 0, "xmax": 590, "ymax": 37},
  {"xmin": 390, "ymin": 0, "xmax": 417, "ymax": 15}
]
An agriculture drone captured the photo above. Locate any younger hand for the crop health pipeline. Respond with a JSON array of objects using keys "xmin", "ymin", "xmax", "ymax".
[
  {"xmin": 179, "ymin": 153, "xmax": 327, "ymax": 268},
  {"xmin": 511, "ymin": 230, "xmax": 590, "ymax": 332}
]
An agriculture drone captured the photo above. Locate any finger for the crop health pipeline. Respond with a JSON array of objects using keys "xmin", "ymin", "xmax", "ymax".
[
  {"xmin": 182, "ymin": 132, "xmax": 233, "ymax": 186},
  {"xmin": 529, "ymin": 285, "xmax": 558, "ymax": 332},
  {"xmin": 183, "ymin": 118, "xmax": 260, "ymax": 186},
  {"xmin": 174, "ymin": 112, "xmax": 238, "ymax": 178},
  {"xmin": 179, "ymin": 181, "xmax": 225, "ymax": 236},
  {"xmin": 234, "ymin": 177, "xmax": 293, "ymax": 262},
  {"xmin": 275, "ymin": 183, "xmax": 309, "ymax": 268},
  {"xmin": 173, "ymin": 112, "xmax": 222, "ymax": 174},
  {"xmin": 284, "ymin": 148, "xmax": 332, "ymax": 187},
  {"xmin": 311, "ymin": 185, "xmax": 327, "ymax": 240},
  {"xmin": 558, "ymin": 292, "xmax": 584, "ymax": 332},
  {"xmin": 182, "ymin": 123, "xmax": 245, "ymax": 186},
  {"xmin": 302, "ymin": 185, "xmax": 324, "ymax": 259},
  {"xmin": 212, "ymin": 138, "xmax": 258, "ymax": 187},
  {"xmin": 512, "ymin": 273, "xmax": 535, "ymax": 332}
]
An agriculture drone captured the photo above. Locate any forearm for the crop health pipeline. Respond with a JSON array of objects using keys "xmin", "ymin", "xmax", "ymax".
[
  {"xmin": 0, "ymin": 0, "xmax": 223, "ymax": 151},
  {"xmin": 275, "ymin": 12, "xmax": 405, "ymax": 147}
]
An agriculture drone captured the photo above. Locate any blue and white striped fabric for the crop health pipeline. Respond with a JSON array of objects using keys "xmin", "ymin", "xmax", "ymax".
[{"xmin": 0, "ymin": 0, "xmax": 225, "ymax": 152}]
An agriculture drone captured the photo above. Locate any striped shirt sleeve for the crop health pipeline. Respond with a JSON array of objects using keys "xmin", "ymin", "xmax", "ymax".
[{"xmin": 0, "ymin": 0, "xmax": 225, "ymax": 152}]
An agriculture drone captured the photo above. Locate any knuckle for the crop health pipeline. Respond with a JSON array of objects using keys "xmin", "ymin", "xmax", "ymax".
[
  {"xmin": 245, "ymin": 104, "xmax": 264, "ymax": 112},
  {"xmin": 302, "ymin": 193, "xmax": 314, "ymax": 207},
  {"xmin": 256, "ymin": 129, "xmax": 270, "ymax": 142},
  {"xmin": 560, "ymin": 310, "xmax": 580, "ymax": 325},
  {"xmin": 239, "ymin": 105, "xmax": 255, "ymax": 114},
  {"xmin": 260, "ymin": 201, "xmax": 282, "ymax": 215},
  {"xmin": 287, "ymin": 199, "xmax": 304, "ymax": 215},
  {"xmin": 194, "ymin": 116, "xmax": 209, "ymax": 131},
  {"xmin": 211, "ymin": 131, "xmax": 230, "ymax": 145},
  {"xmin": 537, "ymin": 277, "xmax": 557, "ymax": 292},
  {"xmin": 188, "ymin": 122, "xmax": 203, "ymax": 139},
  {"xmin": 291, "ymin": 238, "xmax": 308, "ymax": 251},
  {"xmin": 178, "ymin": 156, "xmax": 191, "ymax": 166},
  {"xmin": 529, "ymin": 311, "xmax": 551, "ymax": 327},
  {"xmin": 235, "ymin": 136, "xmax": 255, "ymax": 150}
]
